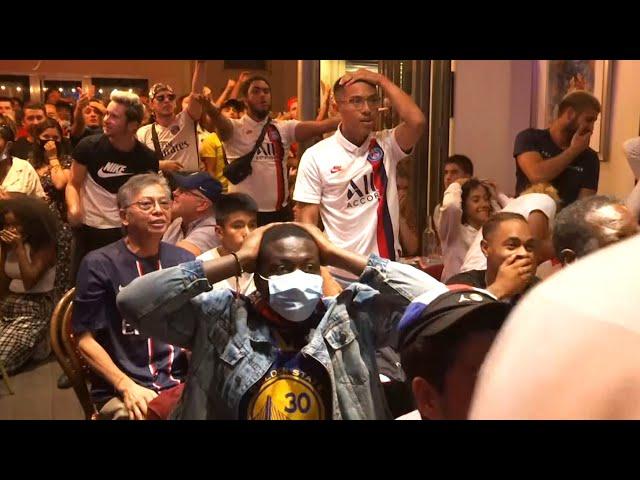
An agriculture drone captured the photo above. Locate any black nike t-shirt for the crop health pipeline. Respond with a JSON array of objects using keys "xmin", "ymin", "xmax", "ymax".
[
  {"xmin": 73, "ymin": 134, "xmax": 158, "ymax": 193},
  {"xmin": 514, "ymin": 128, "xmax": 600, "ymax": 208},
  {"xmin": 72, "ymin": 134, "xmax": 159, "ymax": 228}
]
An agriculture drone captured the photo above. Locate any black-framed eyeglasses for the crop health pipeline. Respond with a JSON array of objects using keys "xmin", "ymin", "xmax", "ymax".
[
  {"xmin": 126, "ymin": 197, "xmax": 173, "ymax": 211},
  {"xmin": 340, "ymin": 95, "xmax": 381, "ymax": 110},
  {"xmin": 155, "ymin": 94, "xmax": 176, "ymax": 102}
]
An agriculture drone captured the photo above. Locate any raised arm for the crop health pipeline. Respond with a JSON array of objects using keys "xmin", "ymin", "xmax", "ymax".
[
  {"xmin": 185, "ymin": 60, "xmax": 207, "ymax": 121},
  {"xmin": 66, "ymin": 160, "xmax": 87, "ymax": 227},
  {"xmin": 517, "ymin": 127, "xmax": 591, "ymax": 184}
]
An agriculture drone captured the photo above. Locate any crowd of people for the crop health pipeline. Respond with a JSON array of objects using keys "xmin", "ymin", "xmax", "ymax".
[{"xmin": 1, "ymin": 60, "xmax": 640, "ymax": 420}]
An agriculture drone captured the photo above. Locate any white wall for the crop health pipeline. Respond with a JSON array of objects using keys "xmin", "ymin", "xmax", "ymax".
[
  {"xmin": 453, "ymin": 60, "xmax": 640, "ymax": 201},
  {"xmin": 452, "ymin": 60, "xmax": 533, "ymax": 196},
  {"xmin": 598, "ymin": 60, "xmax": 640, "ymax": 199}
]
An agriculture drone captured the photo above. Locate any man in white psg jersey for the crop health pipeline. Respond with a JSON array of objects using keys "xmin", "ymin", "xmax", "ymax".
[{"xmin": 294, "ymin": 69, "xmax": 426, "ymax": 284}]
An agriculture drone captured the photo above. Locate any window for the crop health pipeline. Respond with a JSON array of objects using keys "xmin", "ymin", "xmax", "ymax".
[
  {"xmin": 91, "ymin": 78, "xmax": 149, "ymax": 102},
  {"xmin": 0, "ymin": 75, "xmax": 31, "ymax": 103}
]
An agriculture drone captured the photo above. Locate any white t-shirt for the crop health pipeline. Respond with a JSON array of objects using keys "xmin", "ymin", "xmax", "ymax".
[
  {"xmin": 223, "ymin": 115, "xmax": 299, "ymax": 212},
  {"xmin": 470, "ymin": 235, "xmax": 640, "ymax": 419},
  {"xmin": 437, "ymin": 182, "xmax": 480, "ymax": 282},
  {"xmin": 137, "ymin": 111, "xmax": 200, "ymax": 172},
  {"xmin": 162, "ymin": 214, "xmax": 219, "ymax": 254},
  {"xmin": 460, "ymin": 193, "xmax": 557, "ymax": 273},
  {"xmin": 293, "ymin": 126, "xmax": 407, "ymax": 280},
  {"xmin": 197, "ymin": 247, "xmax": 255, "ymax": 295},
  {"xmin": 2, "ymin": 157, "xmax": 45, "ymax": 198},
  {"xmin": 4, "ymin": 244, "xmax": 55, "ymax": 293}
]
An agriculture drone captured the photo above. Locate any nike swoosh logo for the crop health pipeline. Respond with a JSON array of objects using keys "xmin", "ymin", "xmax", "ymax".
[{"xmin": 97, "ymin": 170, "xmax": 135, "ymax": 179}]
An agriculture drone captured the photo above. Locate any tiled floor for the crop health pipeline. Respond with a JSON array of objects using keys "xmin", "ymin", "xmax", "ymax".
[{"xmin": 0, "ymin": 356, "xmax": 85, "ymax": 420}]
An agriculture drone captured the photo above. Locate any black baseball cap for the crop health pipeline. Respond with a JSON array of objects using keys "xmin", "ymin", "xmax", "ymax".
[{"xmin": 398, "ymin": 285, "xmax": 512, "ymax": 350}]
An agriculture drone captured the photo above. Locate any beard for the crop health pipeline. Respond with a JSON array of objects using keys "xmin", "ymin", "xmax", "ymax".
[{"xmin": 248, "ymin": 102, "xmax": 271, "ymax": 120}]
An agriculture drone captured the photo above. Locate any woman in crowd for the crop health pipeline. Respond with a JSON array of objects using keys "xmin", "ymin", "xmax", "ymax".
[
  {"xmin": 0, "ymin": 196, "xmax": 57, "ymax": 374},
  {"xmin": 438, "ymin": 177, "xmax": 494, "ymax": 282},
  {"xmin": 29, "ymin": 118, "xmax": 73, "ymax": 300}
]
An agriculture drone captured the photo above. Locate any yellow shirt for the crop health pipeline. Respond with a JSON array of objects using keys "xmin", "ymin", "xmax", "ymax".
[{"xmin": 199, "ymin": 132, "xmax": 228, "ymax": 192}]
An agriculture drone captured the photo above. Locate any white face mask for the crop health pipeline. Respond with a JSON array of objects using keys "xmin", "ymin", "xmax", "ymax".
[{"xmin": 259, "ymin": 269, "xmax": 324, "ymax": 323}]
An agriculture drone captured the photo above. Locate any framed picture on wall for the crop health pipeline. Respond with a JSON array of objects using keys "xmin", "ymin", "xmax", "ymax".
[{"xmin": 532, "ymin": 60, "xmax": 613, "ymax": 161}]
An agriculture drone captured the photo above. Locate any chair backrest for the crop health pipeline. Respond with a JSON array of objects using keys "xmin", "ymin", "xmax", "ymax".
[{"xmin": 50, "ymin": 288, "xmax": 97, "ymax": 420}]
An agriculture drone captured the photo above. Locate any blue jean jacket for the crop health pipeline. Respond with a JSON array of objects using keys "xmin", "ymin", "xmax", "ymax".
[{"xmin": 116, "ymin": 254, "xmax": 442, "ymax": 419}]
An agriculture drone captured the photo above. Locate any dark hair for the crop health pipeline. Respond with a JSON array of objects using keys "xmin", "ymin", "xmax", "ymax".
[
  {"xmin": 0, "ymin": 96, "xmax": 13, "ymax": 105},
  {"xmin": 0, "ymin": 196, "xmax": 57, "ymax": 252},
  {"xmin": 400, "ymin": 310, "xmax": 503, "ymax": 392},
  {"xmin": 482, "ymin": 212, "xmax": 527, "ymax": 241},
  {"xmin": 215, "ymin": 193, "xmax": 258, "ymax": 226},
  {"xmin": 257, "ymin": 224, "xmax": 318, "ymax": 272},
  {"xmin": 24, "ymin": 102, "xmax": 45, "ymax": 112},
  {"xmin": 221, "ymin": 98, "xmax": 245, "ymax": 112},
  {"xmin": 553, "ymin": 195, "xmax": 622, "ymax": 259},
  {"xmin": 31, "ymin": 117, "xmax": 64, "ymax": 169},
  {"xmin": 55, "ymin": 100, "xmax": 72, "ymax": 114},
  {"xmin": 44, "ymin": 88, "xmax": 59, "ymax": 103},
  {"xmin": 445, "ymin": 154, "xmax": 474, "ymax": 176},
  {"xmin": 332, "ymin": 76, "xmax": 377, "ymax": 100},
  {"xmin": 460, "ymin": 178, "xmax": 491, "ymax": 225},
  {"xmin": 557, "ymin": 90, "xmax": 601, "ymax": 117},
  {"xmin": 0, "ymin": 115, "xmax": 16, "ymax": 143},
  {"xmin": 240, "ymin": 76, "xmax": 271, "ymax": 98},
  {"xmin": 11, "ymin": 97, "xmax": 24, "ymax": 109}
]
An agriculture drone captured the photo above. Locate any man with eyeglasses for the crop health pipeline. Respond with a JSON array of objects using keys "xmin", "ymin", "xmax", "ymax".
[
  {"xmin": 136, "ymin": 61, "xmax": 207, "ymax": 174},
  {"xmin": 66, "ymin": 90, "xmax": 158, "ymax": 283},
  {"xmin": 293, "ymin": 70, "xmax": 426, "ymax": 415},
  {"xmin": 207, "ymin": 75, "xmax": 340, "ymax": 226},
  {"xmin": 72, "ymin": 173, "xmax": 193, "ymax": 420},
  {"xmin": 162, "ymin": 172, "xmax": 222, "ymax": 256},
  {"xmin": 294, "ymin": 69, "xmax": 426, "ymax": 285}
]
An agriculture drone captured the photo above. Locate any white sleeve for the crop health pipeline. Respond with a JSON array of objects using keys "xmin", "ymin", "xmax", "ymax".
[
  {"xmin": 32, "ymin": 169, "xmax": 46, "ymax": 199},
  {"xmin": 527, "ymin": 194, "xmax": 557, "ymax": 221},
  {"xmin": 281, "ymin": 120, "xmax": 300, "ymax": 146},
  {"xmin": 623, "ymin": 137, "xmax": 640, "ymax": 179},
  {"xmin": 379, "ymin": 128, "xmax": 411, "ymax": 164},
  {"xmin": 438, "ymin": 182, "xmax": 463, "ymax": 245},
  {"xmin": 292, "ymin": 149, "xmax": 322, "ymax": 204}
]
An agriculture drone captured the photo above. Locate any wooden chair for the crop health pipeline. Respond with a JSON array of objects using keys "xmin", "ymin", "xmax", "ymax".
[{"xmin": 50, "ymin": 288, "xmax": 98, "ymax": 420}]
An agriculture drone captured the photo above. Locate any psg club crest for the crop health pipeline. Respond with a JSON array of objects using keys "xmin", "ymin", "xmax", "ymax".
[
  {"xmin": 170, "ymin": 124, "xmax": 181, "ymax": 135},
  {"xmin": 267, "ymin": 128, "xmax": 281, "ymax": 143},
  {"xmin": 367, "ymin": 145, "xmax": 384, "ymax": 164}
]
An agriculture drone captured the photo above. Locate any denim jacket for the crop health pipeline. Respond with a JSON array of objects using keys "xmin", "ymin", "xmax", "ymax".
[{"xmin": 116, "ymin": 254, "xmax": 442, "ymax": 420}]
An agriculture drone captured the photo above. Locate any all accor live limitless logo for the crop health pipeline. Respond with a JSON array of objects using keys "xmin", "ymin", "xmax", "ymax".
[{"xmin": 346, "ymin": 173, "xmax": 379, "ymax": 208}]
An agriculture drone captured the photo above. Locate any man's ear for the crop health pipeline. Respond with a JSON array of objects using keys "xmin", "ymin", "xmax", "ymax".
[
  {"xmin": 480, "ymin": 239, "xmax": 489, "ymax": 258},
  {"xmin": 214, "ymin": 224, "xmax": 223, "ymax": 238},
  {"xmin": 560, "ymin": 248, "xmax": 577, "ymax": 265},
  {"xmin": 119, "ymin": 208, "xmax": 128, "ymax": 226},
  {"xmin": 412, "ymin": 377, "xmax": 444, "ymax": 420}
]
